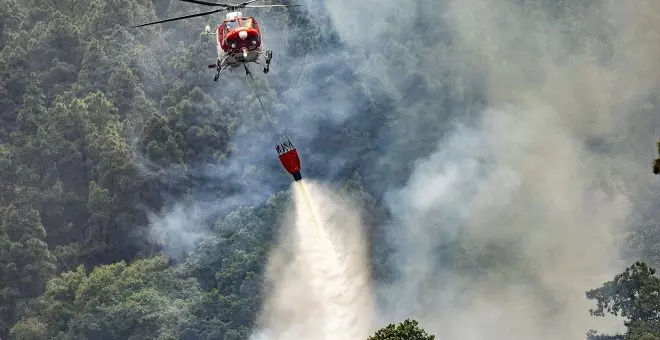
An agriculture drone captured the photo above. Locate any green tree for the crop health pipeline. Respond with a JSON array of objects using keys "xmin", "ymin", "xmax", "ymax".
[
  {"xmin": 586, "ymin": 262, "xmax": 660, "ymax": 339},
  {"xmin": 9, "ymin": 317, "xmax": 48, "ymax": 340},
  {"xmin": 0, "ymin": 205, "xmax": 57, "ymax": 339},
  {"xmin": 164, "ymin": 87, "xmax": 235, "ymax": 164},
  {"xmin": 0, "ymin": 0, "xmax": 25, "ymax": 49},
  {"xmin": 14, "ymin": 255, "xmax": 203, "ymax": 340},
  {"xmin": 368, "ymin": 319, "xmax": 435, "ymax": 340}
]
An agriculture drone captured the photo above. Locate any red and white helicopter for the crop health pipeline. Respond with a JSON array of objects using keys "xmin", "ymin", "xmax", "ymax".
[{"xmin": 133, "ymin": 0, "xmax": 300, "ymax": 81}]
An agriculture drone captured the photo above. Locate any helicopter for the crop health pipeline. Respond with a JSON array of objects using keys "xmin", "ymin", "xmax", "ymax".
[{"xmin": 133, "ymin": 0, "xmax": 300, "ymax": 81}]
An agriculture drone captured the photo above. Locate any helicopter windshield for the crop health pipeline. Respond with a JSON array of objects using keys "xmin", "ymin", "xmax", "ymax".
[
  {"xmin": 241, "ymin": 18, "xmax": 253, "ymax": 28},
  {"xmin": 226, "ymin": 20, "xmax": 238, "ymax": 30}
]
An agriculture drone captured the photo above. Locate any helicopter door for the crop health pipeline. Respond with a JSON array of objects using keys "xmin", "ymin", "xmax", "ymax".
[{"xmin": 251, "ymin": 18, "xmax": 260, "ymax": 32}]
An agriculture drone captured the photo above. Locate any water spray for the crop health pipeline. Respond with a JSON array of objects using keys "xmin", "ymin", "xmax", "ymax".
[{"xmin": 252, "ymin": 180, "xmax": 374, "ymax": 340}]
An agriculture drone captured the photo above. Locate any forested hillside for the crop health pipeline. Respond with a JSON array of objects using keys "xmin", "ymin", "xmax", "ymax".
[
  {"xmin": 0, "ymin": 0, "xmax": 386, "ymax": 338},
  {"xmin": 1, "ymin": 0, "xmax": 660, "ymax": 339}
]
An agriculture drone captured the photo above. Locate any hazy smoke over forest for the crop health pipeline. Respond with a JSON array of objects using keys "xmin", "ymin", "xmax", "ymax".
[
  {"xmin": 145, "ymin": 0, "xmax": 660, "ymax": 339},
  {"xmin": 344, "ymin": 0, "xmax": 656, "ymax": 338}
]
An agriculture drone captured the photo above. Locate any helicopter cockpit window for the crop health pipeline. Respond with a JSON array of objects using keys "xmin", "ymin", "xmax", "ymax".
[
  {"xmin": 226, "ymin": 20, "xmax": 238, "ymax": 30},
  {"xmin": 241, "ymin": 18, "xmax": 253, "ymax": 28}
]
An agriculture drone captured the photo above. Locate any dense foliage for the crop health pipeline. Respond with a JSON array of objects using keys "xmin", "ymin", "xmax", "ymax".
[
  {"xmin": 0, "ymin": 0, "xmax": 319, "ymax": 337},
  {"xmin": 368, "ymin": 319, "xmax": 435, "ymax": 340},
  {"xmin": 587, "ymin": 262, "xmax": 660, "ymax": 340}
]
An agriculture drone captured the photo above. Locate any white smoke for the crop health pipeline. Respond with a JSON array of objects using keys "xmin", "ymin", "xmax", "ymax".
[
  {"xmin": 379, "ymin": 107, "xmax": 630, "ymax": 339},
  {"xmin": 317, "ymin": 0, "xmax": 660, "ymax": 339},
  {"xmin": 140, "ymin": 0, "xmax": 660, "ymax": 338},
  {"xmin": 146, "ymin": 201, "xmax": 208, "ymax": 262}
]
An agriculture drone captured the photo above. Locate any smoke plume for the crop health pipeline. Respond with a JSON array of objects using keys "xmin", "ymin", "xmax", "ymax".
[
  {"xmin": 140, "ymin": 0, "xmax": 660, "ymax": 338},
  {"xmin": 345, "ymin": 0, "xmax": 659, "ymax": 338}
]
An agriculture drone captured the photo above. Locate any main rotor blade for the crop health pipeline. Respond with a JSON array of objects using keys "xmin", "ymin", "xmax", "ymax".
[
  {"xmin": 133, "ymin": 8, "xmax": 224, "ymax": 27},
  {"xmin": 239, "ymin": 0, "xmax": 261, "ymax": 6},
  {"xmin": 176, "ymin": 0, "xmax": 227, "ymax": 6},
  {"xmin": 244, "ymin": 4, "xmax": 301, "ymax": 7}
]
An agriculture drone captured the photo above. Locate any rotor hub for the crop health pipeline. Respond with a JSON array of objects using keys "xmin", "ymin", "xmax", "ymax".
[{"xmin": 226, "ymin": 11, "xmax": 242, "ymax": 20}]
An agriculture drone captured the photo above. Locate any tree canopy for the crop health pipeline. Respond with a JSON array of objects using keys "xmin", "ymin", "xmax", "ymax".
[
  {"xmin": 586, "ymin": 262, "xmax": 660, "ymax": 340},
  {"xmin": 368, "ymin": 319, "xmax": 435, "ymax": 340}
]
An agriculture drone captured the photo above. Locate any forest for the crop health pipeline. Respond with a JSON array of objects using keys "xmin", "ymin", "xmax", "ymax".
[{"xmin": 1, "ymin": 0, "xmax": 660, "ymax": 339}]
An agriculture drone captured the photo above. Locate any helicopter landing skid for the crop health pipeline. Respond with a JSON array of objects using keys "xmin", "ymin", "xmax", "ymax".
[
  {"xmin": 210, "ymin": 64, "xmax": 229, "ymax": 81},
  {"xmin": 263, "ymin": 50, "xmax": 272, "ymax": 73},
  {"xmin": 213, "ymin": 67, "xmax": 227, "ymax": 81},
  {"xmin": 210, "ymin": 51, "xmax": 273, "ymax": 81},
  {"xmin": 209, "ymin": 56, "xmax": 230, "ymax": 81},
  {"xmin": 250, "ymin": 50, "xmax": 273, "ymax": 74}
]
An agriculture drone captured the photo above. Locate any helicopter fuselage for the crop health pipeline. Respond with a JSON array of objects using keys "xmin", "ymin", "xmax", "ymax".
[
  {"xmin": 203, "ymin": 11, "xmax": 273, "ymax": 80},
  {"xmin": 215, "ymin": 12, "xmax": 264, "ymax": 68}
]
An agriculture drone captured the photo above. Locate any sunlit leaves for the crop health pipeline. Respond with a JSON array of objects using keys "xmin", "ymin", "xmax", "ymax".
[
  {"xmin": 368, "ymin": 319, "xmax": 435, "ymax": 340},
  {"xmin": 0, "ymin": 0, "xmax": 26, "ymax": 49},
  {"xmin": 20, "ymin": 255, "xmax": 203, "ymax": 340}
]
